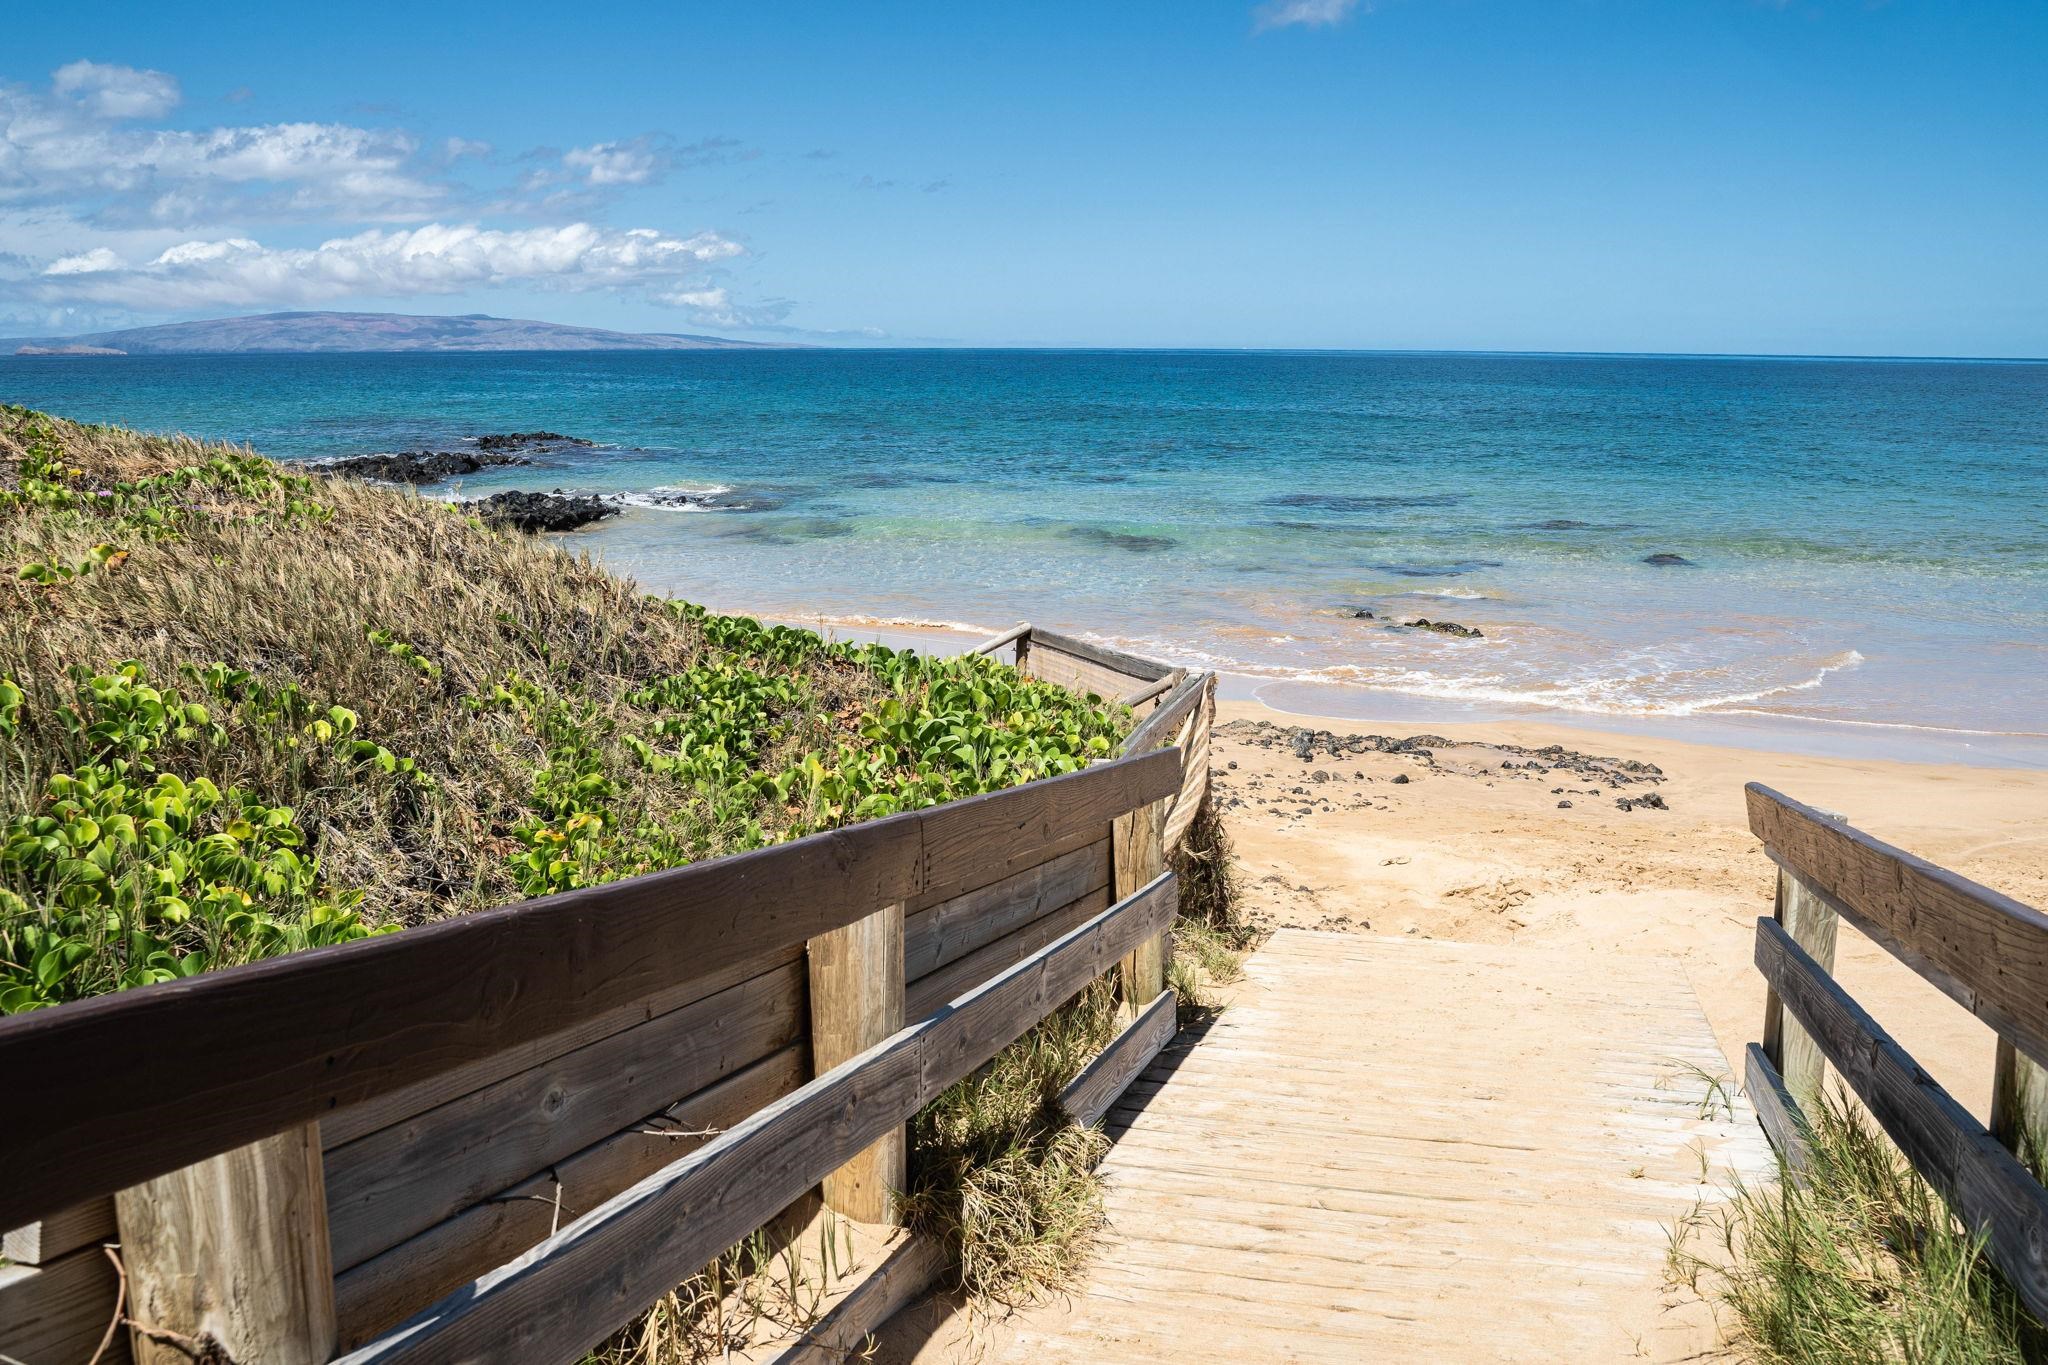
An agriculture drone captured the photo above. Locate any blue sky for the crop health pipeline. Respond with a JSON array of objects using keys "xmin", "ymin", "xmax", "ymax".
[{"xmin": 1, "ymin": 1, "xmax": 2043, "ymax": 355}]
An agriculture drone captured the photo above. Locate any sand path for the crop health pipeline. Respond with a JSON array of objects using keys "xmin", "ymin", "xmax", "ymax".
[{"xmin": 877, "ymin": 703, "xmax": 2048, "ymax": 1361}]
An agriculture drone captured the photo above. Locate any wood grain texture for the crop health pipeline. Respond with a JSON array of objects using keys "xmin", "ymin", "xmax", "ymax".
[
  {"xmin": 992, "ymin": 930, "xmax": 1773, "ymax": 1365},
  {"xmin": 1755, "ymin": 916, "xmax": 2048, "ymax": 1320},
  {"xmin": 1744, "ymin": 1042, "xmax": 1814, "ymax": 1185},
  {"xmin": 0, "ymin": 748, "xmax": 1177, "ymax": 1231},
  {"xmin": 332, "ymin": 1045, "xmax": 806, "ymax": 1349},
  {"xmin": 325, "ymin": 959, "xmax": 804, "ymax": 1272},
  {"xmin": 2, "ymin": 1198, "xmax": 115, "ymax": 1266},
  {"xmin": 1117, "ymin": 671, "xmax": 1183, "ymax": 709},
  {"xmin": 905, "ymin": 887, "xmax": 1111, "ymax": 1022},
  {"xmin": 1119, "ymin": 675, "xmax": 1207, "ymax": 758},
  {"xmin": 971, "ymin": 623, "xmax": 1031, "ymax": 657},
  {"xmin": 744, "ymin": 1226, "xmax": 947, "ymax": 1365},
  {"xmin": 902, "ymin": 838, "xmax": 1109, "ymax": 979},
  {"xmin": 1018, "ymin": 649, "xmax": 1149, "ymax": 708},
  {"xmin": 334, "ymin": 873, "xmax": 1176, "ymax": 1365},
  {"xmin": 115, "ymin": 1123, "xmax": 335, "ymax": 1365},
  {"xmin": 1113, "ymin": 793, "xmax": 1168, "ymax": 1009},
  {"xmin": 1061, "ymin": 988, "xmax": 1177, "ymax": 1127},
  {"xmin": 1760, "ymin": 865, "xmax": 1840, "ymax": 1111},
  {"xmin": 1022, "ymin": 629, "xmax": 1174, "ymax": 686},
  {"xmin": 809, "ymin": 903, "xmax": 907, "ymax": 1224},
  {"xmin": 1991, "ymin": 1037, "xmax": 2048, "ymax": 1178},
  {"xmin": 0, "ymin": 1243, "xmax": 129, "ymax": 1365},
  {"xmin": 1748, "ymin": 783, "xmax": 2048, "ymax": 1069},
  {"xmin": 320, "ymin": 942, "xmax": 800, "ymax": 1150}
]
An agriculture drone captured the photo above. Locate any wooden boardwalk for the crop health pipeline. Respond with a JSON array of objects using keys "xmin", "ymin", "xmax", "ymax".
[{"xmin": 1000, "ymin": 929, "xmax": 1773, "ymax": 1363}]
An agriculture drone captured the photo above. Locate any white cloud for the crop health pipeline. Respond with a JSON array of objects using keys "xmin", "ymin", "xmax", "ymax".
[
  {"xmin": 12, "ymin": 222, "xmax": 747, "ymax": 317},
  {"xmin": 41, "ymin": 246, "xmax": 124, "ymax": 274},
  {"xmin": 51, "ymin": 60, "xmax": 180, "ymax": 120},
  {"xmin": 0, "ymin": 60, "xmax": 787, "ymax": 331},
  {"xmin": 1253, "ymin": 0, "xmax": 1363, "ymax": 31},
  {"xmin": 564, "ymin": 140, "xmax": 661, "ymax": 187}
]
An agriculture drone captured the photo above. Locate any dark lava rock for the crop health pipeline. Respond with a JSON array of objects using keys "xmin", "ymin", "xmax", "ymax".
[
  {"xmin": 1391, "ymin": 773, "xmax": 1410, "ymax": 785},
  {"xmin": 1405, "ymin": 618, "xmax": 1484, "ymax": 639},
  {"xmin": 1352, "ymin": 608, "xmax": 1376, "ymax": 619},
  {"xmin": 1557, "ymin": 800, "xmax": 1573, "ymax": 809},
  {"xmin": 475, "ymin": 431, "xmax": 595, "ymax": 451},
  {"xmin": 1616, "ymin": 792, "xmax": 1669, "ymax": 812},
  {"xmin": 321, "ymin": 450, "xmax": 525, "ymax": 484},
  {"xmin": 472, "ymin": 490, "xmax": 617, "ymax": 533},
  {"xmin": 1642, "ymin": 553, "xmax": 1695, "ymax": 567}
]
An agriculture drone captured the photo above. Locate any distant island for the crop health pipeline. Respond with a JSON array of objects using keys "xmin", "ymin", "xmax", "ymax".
[{"xmin": 5, "ymin": 310, "xmax": 784, "ymax": 356}]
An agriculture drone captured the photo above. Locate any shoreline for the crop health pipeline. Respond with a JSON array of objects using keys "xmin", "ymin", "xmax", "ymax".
[{"xmin": 769, "ymin": 610, "xmax": 2048, "ymax": 771}]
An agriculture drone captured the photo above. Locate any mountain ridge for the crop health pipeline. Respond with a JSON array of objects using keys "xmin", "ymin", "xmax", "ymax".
[{"xmin": 4, "ymin": 310, "xmax": 788, "ymax": 355}]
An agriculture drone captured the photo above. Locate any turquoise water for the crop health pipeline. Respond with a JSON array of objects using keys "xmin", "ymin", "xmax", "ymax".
[{"xmin": 5, "ymin": 350, "xmax": 2044, "ymax": 745}]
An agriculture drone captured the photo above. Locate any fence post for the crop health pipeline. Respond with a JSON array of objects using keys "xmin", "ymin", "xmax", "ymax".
[
  {"xmin": 1760, "ymin": 864, "xmax": 1839, "ymax": 1110},
  {"xmin": 1992, "ymin": 1038, "xmax": 2048, "ymax": 1181},
  {"xmin": 113, "ymin": 1122, "xmax": 336, "ymax": 1365},
  {"xmin": 1114, "ymin": 796, "xmax": 1169, "ymax": 1013},
  {"xmin": 808, "ymin": 902, "xmax": 907, "ymax": 1223}
]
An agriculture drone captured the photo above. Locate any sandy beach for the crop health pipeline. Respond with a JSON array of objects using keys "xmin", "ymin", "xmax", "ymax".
[
  {"xmin": 1207, "ymin": 696, "xmax": 2048, "ymax": 1121},
  {"xmin": 792, "ymin": 617, "xmax": 2048, "ymax": 1102}
]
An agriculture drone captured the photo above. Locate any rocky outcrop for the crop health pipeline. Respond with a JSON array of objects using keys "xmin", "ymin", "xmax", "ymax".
[
  {"xmin": 1405, "ymin": 618, "xmax": 1483, "ymax": 639},
  {"xmin": 471, "ymin": 490, "xmax": 617, "ymax": 533},
  {"xmin": 476, "ymin": 431, "xmax": 594, "ymax": 451},
  {"xmin": 321, "ymin": 450, "xmax": 525, "ymax": 484}
]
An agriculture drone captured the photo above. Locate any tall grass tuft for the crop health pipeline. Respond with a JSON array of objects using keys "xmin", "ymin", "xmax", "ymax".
[
  {"xmin": 1167, "ymin": 794, "xmax": 1256, "ymax": 1009},
  {"xmin": 901, "ymin": 979, "xmax": 1120, "ymax": 1307},
  {"xmin": 1669, "ymin": 1087, "xmax": 2048, "ymax": 1364}
]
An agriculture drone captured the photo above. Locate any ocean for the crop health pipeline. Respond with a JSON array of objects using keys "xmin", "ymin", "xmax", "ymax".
[{"xmin": 5, "ymin": 348, "xmax": 2044, "ymax": 758}]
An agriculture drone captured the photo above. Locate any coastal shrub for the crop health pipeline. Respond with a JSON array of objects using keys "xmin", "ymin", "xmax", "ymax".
[
  {"xmin": 0, "ymin": 405, "xmax": 1155, "ymax": 1355},
  {"xmin": 0, "ymin": 404, "xmax": 1126, "ymax": 1009},
  {"xmin": 1668, "ymin": 1087, "xmax": 2048, "ymax": 1364}
]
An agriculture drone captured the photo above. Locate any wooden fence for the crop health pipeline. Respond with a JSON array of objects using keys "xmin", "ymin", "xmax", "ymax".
[
  {"xmin": 978, "ymin": 623, "xmax": 1217, "ymax": 856},
  {"xmin": 1744, "ymin": 784, "xmax": 2048, "ymax": 1321},
  {"xmin": 0, "ymin": 629, "xmax": 1213, "ymax": 1365}
]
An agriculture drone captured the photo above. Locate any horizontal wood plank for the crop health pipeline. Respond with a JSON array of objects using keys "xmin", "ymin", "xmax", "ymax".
[
  {"xmin": 2, "ymin": 1198, "xmax": 116, "ymax": 1266},
  {"xmin": 1020, "ymin": 649, "xmax": 1148, "ymax": 706},
  {"xmin": 333, "ymin": 1045, "xmax": 807, "ymax": 1349},
  {"xmin": 336, "ymin": 872, "xmax": 1177, "ymax": 1365},
  {"xmin": 903, "ymin": 838, "xmax": 1110, "ymax": 980},
  {"xmin": 1120, "ymin": 674, "xmax": 1209, "ymax": 757},
  {"xmin": 1025, "ymin": 628, "xmax": 1173, "ymax": 685},
  {"xmin": 326, "ymin": 960, "xmax": 804, "ymax": 1271},
  {"xmin": 747, "ymin": 1227, "xmax": 947, "ymax": 1365},
  {"xmin": 0, "ymin": 1243, "xmax": 128, "ymax": 1364},
  {"xmin": 971, "ymin": 622, "xmax": 1031, "ymax": 657},
  {"xmin": 1754, "ymin": 916, "xmax": 2048, "ymax": 1320},
  {"xmin": 1743, "ymin": 1042, "xmax": 1813, "ymax": 1185},
  {"xmin": 322, "ymin": 943, "xmax": 800, "ymax": 1149},
  {"xmin": 0, "ymin": 749, "xmax": 1177, "ymax": 1231},
  {"xmin": 1062, "ymin": 988, "xmax": 1178, "ymax": 1128},
  {"xmin": 1748, "ymin": 783, "xmax": 2048, "ymax": 1069},
  {"xmin": 901, "ymin": 823, "xmax": 1100, "ymax": 918},
  {"xmin": 906, "ymin": 888, "xmax": 1111, "ymax": 1021},
  {"xmin": 916, "ymin": 751, "xmax": 1172, "ymax": 906}
]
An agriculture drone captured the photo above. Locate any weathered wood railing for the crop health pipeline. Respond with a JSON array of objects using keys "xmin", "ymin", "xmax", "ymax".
[
  {"xmin": 977, "ymin": 623, "xmax": 1216, "ymax": 1026},
  {"xmin": 1744, "ymin": 784, "xmax": 2048, "ymax": 1321},
  {"xmin": 0, "ymin": 728, "xmax": 1193, "ymax": 1362}
]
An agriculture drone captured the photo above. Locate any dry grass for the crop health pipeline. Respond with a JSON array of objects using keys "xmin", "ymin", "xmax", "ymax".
[
  {"xmin": 902, "ymin": 979, "xmax": 1121, "ymax": 1308},
  {"xmin": 1167, "ymin": 794, "xmax": 1256, "ymax": 1010},
  {"xmin": 2, "ymin": 405, "xmax": 1157, "ymax": 1356},
  {"xmin": 1667, "ymin": 1087, "xmax": 2048, "ymax": 1364}
]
